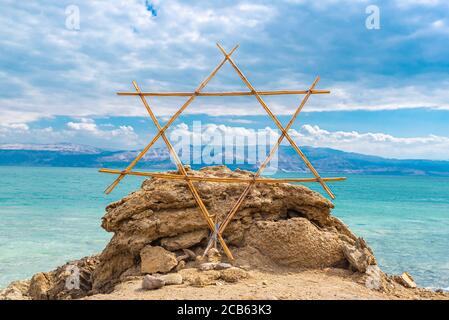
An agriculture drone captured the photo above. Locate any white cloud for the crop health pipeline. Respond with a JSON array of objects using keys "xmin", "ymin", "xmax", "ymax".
[
  {"xmin": 2, "ymin": 123, "xmax": 29, "ymax": 131},
  {"xmin": 169, "ymin": 122, "xmax": 449, "ymax": 160},
  {"xmin": 394, "ymin": 0, "xmax": 444, "ymax": 8},
  {"xmin": 3, "ymin": 119, "xmax": 449, "ymax": 159},
  {"xmin": 287, "ymin": 125, "xmax": 449, "ymax": 160},
  {"xmin": 66, "ymin": 118, "xmax": 137, "ymax": 141},
  {"xmin": 170, "ymin": 122, "xmax": 279, "ymax": 146},
  {"xmin": 0, "ymin": 1, "xmax": 277, "ymax": 125},
  {"xmin": 1, "ymin": 0, "xmax": 449, "ymax": 125},
  {"xmin": 0, "ymin": 118, "xmax": 139, "ymax": 150},
  {"xmin": 226, "ymin": 119, "xmax": 254, "ymax": 124},
  {"xmin": 67, "ymin": 118, "xmax": 97, "ymax": 132}
]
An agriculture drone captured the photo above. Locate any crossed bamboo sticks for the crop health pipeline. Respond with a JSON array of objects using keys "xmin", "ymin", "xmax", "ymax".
[
  {"xmin": 99, "ymin": 43, "xmax": 346, "ymax": 261},
  {"xmin": 99, "ymin": 169, "xmax": 345, "ymax": 184}
]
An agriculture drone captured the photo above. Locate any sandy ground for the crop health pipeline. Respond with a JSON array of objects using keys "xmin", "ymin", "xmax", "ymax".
[{"xmin": 84, "ymin": 268, "xmax": 448, "ymax": 300}]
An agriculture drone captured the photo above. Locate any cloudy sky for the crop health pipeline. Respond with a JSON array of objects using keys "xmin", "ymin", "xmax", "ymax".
[{"xmin": 1, "ymin": 0, "xmax": 449, "ymax": 159}]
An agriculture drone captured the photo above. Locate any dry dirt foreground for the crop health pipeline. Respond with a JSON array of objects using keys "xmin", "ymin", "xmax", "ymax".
[{"xmin": 85, "ymin": 268, "xmax": 447, "ymax": 300}]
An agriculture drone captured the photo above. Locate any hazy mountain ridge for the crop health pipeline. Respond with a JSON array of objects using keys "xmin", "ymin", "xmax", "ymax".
[
  {"xmin": 0, "ymin": 143, "xmax": 102, "ymax": 154},
  {"xmin": 1, "ymin": 143, "xmax": 449, "ymax": 176}
]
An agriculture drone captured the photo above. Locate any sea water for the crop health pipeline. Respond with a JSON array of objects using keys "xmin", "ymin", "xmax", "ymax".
[{"xmin": 0, "ymin": 167, "xmax": 448, "ymax": 290}]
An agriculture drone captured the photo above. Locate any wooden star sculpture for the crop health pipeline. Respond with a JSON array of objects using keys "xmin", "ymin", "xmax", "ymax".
[{"xmin": 99, "ymin": 43, "xmax": 346, "ymax": 260}]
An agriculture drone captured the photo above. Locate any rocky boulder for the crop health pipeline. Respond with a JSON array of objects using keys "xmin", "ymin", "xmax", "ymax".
[
  {"xmin": 140, "ymin": 246, "xmax": 178, "ymax": 274},
  {"xmin": 90, "ymin": 165, "xmax": 366, "ymax": 292}
]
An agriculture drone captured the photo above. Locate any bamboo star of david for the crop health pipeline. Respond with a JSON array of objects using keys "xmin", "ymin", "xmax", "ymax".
[{"xmin": 99, "ymin": 43, "xmax": 346, "ymax": 260}]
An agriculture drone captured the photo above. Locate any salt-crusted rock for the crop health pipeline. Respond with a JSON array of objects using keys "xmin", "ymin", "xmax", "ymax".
[
  {"xmin": 140, "ymin": 246, "xmax": 178, "ymax": 274},
  {"xmin": 364, "ymin": 265, "xmax": 387, "ymax": 291},
  {"xmin": 343, "ymin": 238, "xmax": 376, "ymax": 273},
  {"xmin": 159, "ymin": 273, "xmax": 183, "ymax": 285},
  {"xmin": 24, "ymin": 256, "xmax": 100, "ymax": 300},
  {"xmin": 142, "ymin": 275, "xmax": 164, "ymax": 290},
  {"xmin": 394, "ymin": 272, "xmax": 417, "ymax": 289},
  {"xmin": 19, "ymin": 256, "xmax": 99, "ymax": 300},
  {"xmin": 161, "ymin": 230, "xmax": 209, "ymax": 251},
  {"xmin": 245, "ymin": 218, "xmax": 347, "ymax": 268}
]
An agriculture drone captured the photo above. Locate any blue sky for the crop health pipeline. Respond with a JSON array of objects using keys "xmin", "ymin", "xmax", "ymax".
[{"xmin": 1, "ymin": 0, "xmax": 449, "ymax": 159}]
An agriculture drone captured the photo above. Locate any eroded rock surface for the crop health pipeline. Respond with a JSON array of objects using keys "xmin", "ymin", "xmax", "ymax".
[{"xmin": 88, "ymin": 166, "xmax": 370, "ymax": 292}]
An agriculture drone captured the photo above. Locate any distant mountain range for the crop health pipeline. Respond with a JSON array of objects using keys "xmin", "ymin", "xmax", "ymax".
[{"xmin": 1, "ymin": 143, "xmax": 449, "ymax": 176}]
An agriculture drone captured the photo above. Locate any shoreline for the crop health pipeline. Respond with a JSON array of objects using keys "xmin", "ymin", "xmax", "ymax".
[{"xmin": 2, "ymin": 259, "xmax": 448, "ymax": 300}]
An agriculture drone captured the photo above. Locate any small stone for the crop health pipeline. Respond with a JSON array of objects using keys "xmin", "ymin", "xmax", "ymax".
[
  {"xmin": 191, "ymin": 271, "xmax": 221, "ymax": 287},
  {"xmin": 364, "ymin": 265, "xmax": 385, "ymax": 291},
  {"xmin": 159, "ymin": 273, "xmax": 183, "ymax": 285},
  {"xmin": 262, "ymin": 280, "xmax": 268, "ymax": 286},
  {"xmin": 343, "ymin": 238, "xmax": 376, "ymax": 273},
  {"xmin": 178, "ymin": 268, "xmax": 221, "ymax": 287},
  {"xmin": 343, "ymin": 245, "xmax": 369, "ymax": 273},
  {"xmin": 207, "ymin": 248, "xmax": 221, "ymax": 263},
  {"xmin": 215, "ymin": 263, "xmax": 233, "ymax": 270},
  {"xmin": 176, "ymin": 260, "xmax": 186, "ymax": 272},
  {"xmin": 140, "ymin": 246, "xmax": 178, "ymax": 274},
  {"xmin": 394, "ymin": 272, "xmax": 417, "ymax": 289},
  {"xmin": 142, "ymin": 275, "xmax": 165, "ymax": 290},
  {"xmin": 199, "ymin": 262, "xmax": 217, "ymax": 271}
]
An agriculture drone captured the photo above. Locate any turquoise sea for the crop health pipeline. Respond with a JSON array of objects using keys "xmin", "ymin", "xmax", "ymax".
[{"xmin": 0, "ymin": 166, "xmax": 448, "ymax": 290}]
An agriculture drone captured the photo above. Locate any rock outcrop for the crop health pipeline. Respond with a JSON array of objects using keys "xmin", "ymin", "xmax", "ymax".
[
  {"xmin": 89, "ymin": 165, "xmax": 377, "ymax": 293},
  {"xmin": 1, "ymin": 165, "xmax": 381, "ymax": 300}
]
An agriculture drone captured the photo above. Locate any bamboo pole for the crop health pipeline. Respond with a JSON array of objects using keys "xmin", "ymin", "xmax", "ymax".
[
  {"xmin": 216, "ymin": 43, "xmax": 335, "ymax": 199},
  {"xmin": 98, "ymin": 168, "xmax": 346, "ymax": 183},
  {"xmin": 116, "ymin": 90, "xmax": 330, "ymax": 97},
  {"xmin": 214, "ymin": 44, "xmax": 335, "ymax": 245},
  {"xmin": 132, "ymin": 80, "xmax": 234, "ymax": 261},
  {"xmin": 217, "ymin": 77, "xmax": 321, "ymax": 235},
  {"xmin": 103, "ymin": 45, "xmax": 239, "ymax": 195}
]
